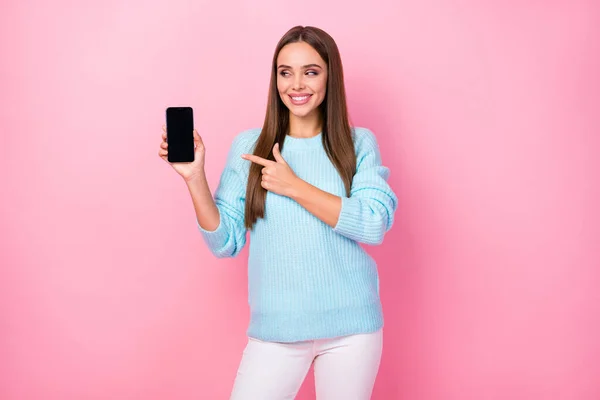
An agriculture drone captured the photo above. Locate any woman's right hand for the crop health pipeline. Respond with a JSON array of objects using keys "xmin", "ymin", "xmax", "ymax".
[{"xmin": 158, "ymin": 125, "xmax": 206, "ymax": 182}]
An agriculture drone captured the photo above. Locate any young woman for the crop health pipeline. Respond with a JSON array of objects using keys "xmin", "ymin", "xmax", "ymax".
[{"xmin": 159, "ymin": 25, "xmax": 397, "ymax": 400}]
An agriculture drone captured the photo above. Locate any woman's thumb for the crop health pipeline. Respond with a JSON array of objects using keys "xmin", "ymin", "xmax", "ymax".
[{"xmin": 193, "ymin": 130, "xmax": 203, "ymax": 145}]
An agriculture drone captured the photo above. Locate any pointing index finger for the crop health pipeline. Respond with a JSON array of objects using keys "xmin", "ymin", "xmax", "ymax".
[{"xmin": 241, "ymin": 154, "xmax": 273, "ymax": 167}]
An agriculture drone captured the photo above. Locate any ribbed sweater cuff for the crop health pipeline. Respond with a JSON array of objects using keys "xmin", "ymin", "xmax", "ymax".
[
  {"xmin": 197, "ymin": 218, "xmax": 229, "ymax": 250},
  {"xmin": 333, "ymin": 196, "xmax": 364, "ymax": 239}
]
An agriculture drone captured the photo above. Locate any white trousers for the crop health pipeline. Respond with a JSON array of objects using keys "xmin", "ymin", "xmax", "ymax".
[{"xmin": 229, "ymin": 329, "xmax": 383, "ymax": 400}]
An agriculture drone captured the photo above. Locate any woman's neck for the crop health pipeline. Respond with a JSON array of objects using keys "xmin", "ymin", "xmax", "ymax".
[{"xmin": 288, "ymin": 111, "xmax": 322, "ymax": 138}]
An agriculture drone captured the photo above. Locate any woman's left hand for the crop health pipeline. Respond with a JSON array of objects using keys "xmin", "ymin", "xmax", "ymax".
[{"xmin": 242, "ymin": 143, "xmax": 301, "ymax": 198}]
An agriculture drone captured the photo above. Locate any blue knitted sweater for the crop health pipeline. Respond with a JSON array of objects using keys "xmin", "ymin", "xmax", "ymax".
[{"xmin": 198, "ymin": 127, "xmax": 398, "ymax": 342}]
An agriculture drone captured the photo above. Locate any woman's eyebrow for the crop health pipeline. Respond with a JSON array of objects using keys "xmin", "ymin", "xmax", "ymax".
[{"xmin": 277, "ymin": 64, "xmax": 323, "ymax": 69}]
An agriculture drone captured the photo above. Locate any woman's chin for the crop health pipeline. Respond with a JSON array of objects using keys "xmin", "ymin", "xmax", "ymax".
[{"xmin": 288, "ymin": 106, "xmax": 319, "ymax": 119}]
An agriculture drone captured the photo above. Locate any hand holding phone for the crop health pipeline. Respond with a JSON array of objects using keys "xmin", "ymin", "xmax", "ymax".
[{"xmin": 158, "ymin": 107, "xmax": 206, "ymax": 181}]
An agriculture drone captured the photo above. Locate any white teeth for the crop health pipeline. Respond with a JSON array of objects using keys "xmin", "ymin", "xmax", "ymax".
[{"xmin": 292, "ymin": 96, "xmax": 309, "ymax": 101}]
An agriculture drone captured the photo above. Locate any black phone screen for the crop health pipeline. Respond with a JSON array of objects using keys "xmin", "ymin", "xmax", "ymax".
[{"xmin": 166, "ymin": 107, "xmax": 194, "ymax": 163}]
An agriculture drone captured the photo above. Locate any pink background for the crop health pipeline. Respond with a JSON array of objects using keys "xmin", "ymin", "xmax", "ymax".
[{"xmin": 1, "ymin": 1, "xmax": 599, "ymax": 399}]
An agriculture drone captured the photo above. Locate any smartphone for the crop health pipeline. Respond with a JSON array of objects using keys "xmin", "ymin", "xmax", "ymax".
[{"xmin": 166, "ymin": 107, "xmax": 194, "ymax": 163}]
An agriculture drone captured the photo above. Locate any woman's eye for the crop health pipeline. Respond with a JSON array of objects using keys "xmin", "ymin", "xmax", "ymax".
[{"xmin": 279, "ymin": 70, "xmax": 318, "ymax": 77}]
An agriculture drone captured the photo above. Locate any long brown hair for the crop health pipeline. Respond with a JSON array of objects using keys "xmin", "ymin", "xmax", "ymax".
[{"xmin": 244, "ymin": 26, "xmax": 356, "ymax": 229}]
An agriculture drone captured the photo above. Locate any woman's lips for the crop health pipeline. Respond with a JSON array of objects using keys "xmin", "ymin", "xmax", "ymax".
[{"xmin": 289, "ymin": 93, "xmax": 312, "ymax": 106}]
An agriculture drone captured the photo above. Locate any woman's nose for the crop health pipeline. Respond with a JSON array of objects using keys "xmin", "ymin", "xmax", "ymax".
[{"xmin": 293, "ymin": 74, "xmax": 305, "ymax": 90}]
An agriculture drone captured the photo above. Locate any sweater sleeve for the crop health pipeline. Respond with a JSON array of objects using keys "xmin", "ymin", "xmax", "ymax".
[
  {"xmin": 333, "ymin": 128, "xmax": 398, "ymax": 245},
  {"xmin": 197, "ymin": 131, "xmax": 256, "ymax": 258}
]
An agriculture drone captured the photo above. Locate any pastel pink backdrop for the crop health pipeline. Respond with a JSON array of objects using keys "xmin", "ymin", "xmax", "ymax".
[{"xmin": 1, "ymin": 1, "xmax": 598, "ymax": 399}]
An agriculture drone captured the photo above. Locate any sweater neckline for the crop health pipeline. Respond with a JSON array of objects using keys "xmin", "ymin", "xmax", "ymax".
[{"xmin": 283, "ymin": 132, "xmax": 323, "ymax": 150}]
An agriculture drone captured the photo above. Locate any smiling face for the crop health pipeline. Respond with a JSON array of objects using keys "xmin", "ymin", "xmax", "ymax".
[{"xmin": 276, "ymin": 41, "xmax": 328, "ymax": 121}]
